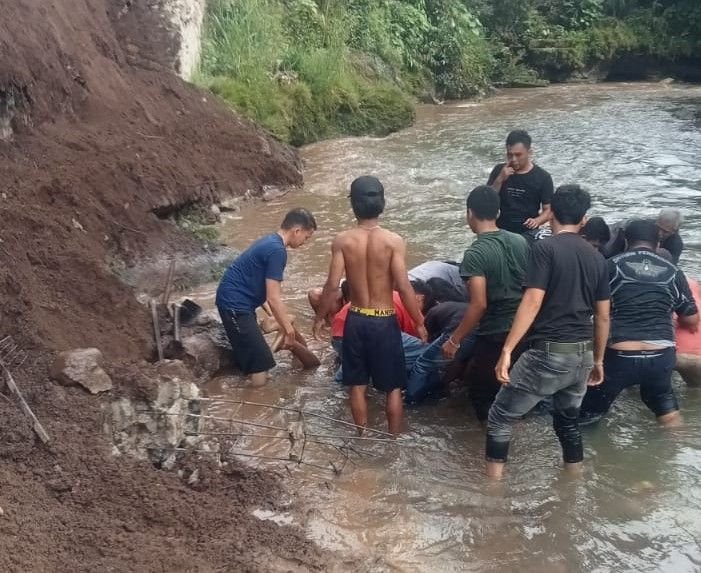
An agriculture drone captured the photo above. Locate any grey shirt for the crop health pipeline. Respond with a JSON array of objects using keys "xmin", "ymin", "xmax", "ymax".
[{"xmin": 409, "ymin": 261, "xmax": 465, "ymax": 294}]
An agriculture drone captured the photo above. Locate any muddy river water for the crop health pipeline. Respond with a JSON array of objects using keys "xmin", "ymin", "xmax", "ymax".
[{"xmin": 191, "ymin": 84, "xmax": 701, "ymax": 571}]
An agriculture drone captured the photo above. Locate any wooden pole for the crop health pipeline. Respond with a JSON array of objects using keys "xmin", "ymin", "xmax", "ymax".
[
  {"xmin": 161, "ymin": 259, "xmax": 176, "ymax": 305},
  {"xmin": 2, "ymin": 368, "xmax": 50, "ymax": 444},
  {"xmin": 150, "ymin": 299, "xmax": 164, "ymax": 361}
]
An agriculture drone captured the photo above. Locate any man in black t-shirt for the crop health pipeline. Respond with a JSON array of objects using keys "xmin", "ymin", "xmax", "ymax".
[
  {"xmin": 580, "ymin": 219, "xmax": 698, "ymax": 425},
  {"xmin": 488, "ymin": 130, "xmax": 554, "ymax": 238},
  {"xmin": 600, "ymin": 210, "xmax": 684, "ymax": 264},
  {"xmin": 486, "ymin": 185, "xmax": 611, "ymax": 479}
]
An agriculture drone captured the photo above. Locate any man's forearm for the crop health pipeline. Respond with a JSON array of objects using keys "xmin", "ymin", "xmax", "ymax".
[
  {"xmin": 315, "ymin": 282, "xmax": 338, "ymax": 322},
  {"xmin": 534, "ymin": 208, "xmax": 552, "ymax": 226},
  {"xmin": 398, "ymin": 285, "xmax": 424, "ymax": 327},
  {"xmin": 268, "ymin": 297, "xmax": 293, "ymax": 333},
  {"xmin": 450, "ymin": 304, "xmax": 485, "ymax": 343},
  {"xmin": 679, "ymin": 313, "xmax": 700, "ymax": 333},
  {"xmin": 592, "ymin": 314, "xmax": 610, "ymax": 363}
]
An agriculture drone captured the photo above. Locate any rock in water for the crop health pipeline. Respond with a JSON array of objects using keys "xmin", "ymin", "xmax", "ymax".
[{"xmin": 50, "ymin": 348, "xmax": 113, "ymax": 394}]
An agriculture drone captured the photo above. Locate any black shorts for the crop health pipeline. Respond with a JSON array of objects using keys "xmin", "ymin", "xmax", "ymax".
[
  {"xmin": 218, "ymin": 306, "xmax": 275, "ymax": 375},
  {"xmin": 342, "ymin": 309, "xmax": 406, "ymax": 393}
]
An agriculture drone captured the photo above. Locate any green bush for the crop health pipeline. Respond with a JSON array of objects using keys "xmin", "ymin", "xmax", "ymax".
[{"xmin": 197, "ymin": 0, "xmax": 699, "ymax": 147}]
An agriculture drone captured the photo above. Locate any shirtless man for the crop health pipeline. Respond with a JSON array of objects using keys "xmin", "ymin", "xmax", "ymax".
[{"xmin": 313, "ymin": 176, "xmax": 427, "ymax": 434}]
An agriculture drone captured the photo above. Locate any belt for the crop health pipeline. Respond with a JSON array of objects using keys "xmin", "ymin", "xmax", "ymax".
[
  {"xmin": 531, "ymin": 340, "xmax": 593, "ymax": 354},
  {"xmin": 349, "ymin": 306, "xmax": 395, "ymax": 317}
]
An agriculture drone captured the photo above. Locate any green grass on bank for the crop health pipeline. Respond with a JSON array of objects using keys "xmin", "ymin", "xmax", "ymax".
[
  {"xmin": 196, "ymin": 0, "xmax": 700, "ymax": 146},
  {"xmin": 197, "ymin": 0, "xmax": 416, "ymax": 145}
]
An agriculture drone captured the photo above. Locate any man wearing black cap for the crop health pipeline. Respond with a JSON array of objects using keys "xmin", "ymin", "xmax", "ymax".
[{"xmin": 313, "ymin": 176, "xmax": 427, "ymax": 435}]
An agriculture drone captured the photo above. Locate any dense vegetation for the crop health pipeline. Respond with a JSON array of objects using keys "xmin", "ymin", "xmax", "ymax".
[{"xmin": 198, "ymin": 0, "xmax": 701, "ymax": 145}]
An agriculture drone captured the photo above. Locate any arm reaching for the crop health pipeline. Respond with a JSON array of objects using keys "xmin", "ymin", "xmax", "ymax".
[
  {"xmin": 494, "ymin": 288, "xmax": 546, "ymax": 383},
  {"xmin": 391, "ymin": 237, "xmax": 427, "ymax": 342},
  {"xmin": 442, "ymin": 277, "xmax": 487, "ymax": 359},
  {"xmin": 313, "ymin": 237, "xmax": 346, "ymax": 339},
  {"xmin": 266, "ymin": 279, "xmax": 295, "ymax": 347},
  {"xmin": 524, "ymin": 204, "xmax": 552, "ymax": 229},
  {"xmin": 679, "ymin": 313, "xmax": 699, "ymax": 334},
  {"xmin": 588, "ymin": 299, "xmax": 610, "ymax": 386}
]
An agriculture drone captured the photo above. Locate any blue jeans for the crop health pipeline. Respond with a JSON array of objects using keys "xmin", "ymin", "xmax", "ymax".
[
  {"xmin": 486, "ymin": 348, "xmax": 593, "ymax": 464},
  {"xmin": 405, "ymin": 333, "xmax": 450, "ymax": 404}
]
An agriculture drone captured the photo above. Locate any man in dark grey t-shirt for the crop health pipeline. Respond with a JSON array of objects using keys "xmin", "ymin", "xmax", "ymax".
[{"xmin": 487, "ymin": 185, "xmax": 611, "ymax": 479}]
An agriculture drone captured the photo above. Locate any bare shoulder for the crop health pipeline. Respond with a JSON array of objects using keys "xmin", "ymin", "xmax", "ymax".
[
  {"xmin": 381, "ymin": 228, "xmax": 405, "ymax": 247},
  {"xmin": 331, "ymin": 230, "xmax": 352, "ymax": 248}
]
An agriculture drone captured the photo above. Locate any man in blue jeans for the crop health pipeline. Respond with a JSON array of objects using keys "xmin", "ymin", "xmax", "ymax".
[
  {"xmin": 579, "ymin": 219, "xmax": 699, "ymax": 425},
  {"xmin": 489, "ymin": 185, "xmax": 611, "ymax": 479},
  {"xmin": 216, "ymin": 208, "xmax": 316, "ymax": 386},
  {"xmin": 405, "ymin": 301, "xmax": 476, "ymax": 404}
]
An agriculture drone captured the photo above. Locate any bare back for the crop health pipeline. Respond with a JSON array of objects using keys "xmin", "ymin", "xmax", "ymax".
[{"xmin": 337, "ymin": 227, "xmax": 403, "ymax": 309}]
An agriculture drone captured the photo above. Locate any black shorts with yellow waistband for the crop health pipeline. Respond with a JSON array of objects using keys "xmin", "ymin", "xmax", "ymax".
[{"xmin": 342, "ymin": 307, "xmax": 406, "ymax": 393}]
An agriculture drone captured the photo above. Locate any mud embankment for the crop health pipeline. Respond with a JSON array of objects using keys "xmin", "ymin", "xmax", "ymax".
[
  {"xmin": 0, "ymin": 0, "xmax": 301, "ymax": 359},
  {"xmin": 0, "ymin": 1, "xmax": 343, "ymax": 571}
]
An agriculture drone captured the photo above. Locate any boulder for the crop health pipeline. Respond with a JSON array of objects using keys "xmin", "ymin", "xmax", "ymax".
[
  {"xmin": 181, "ymin": 332, "xmax": 233, "ymax": 376},
  {"xmin": 50, "ymin": 348, "xmax": 113, "ymax": 394}
]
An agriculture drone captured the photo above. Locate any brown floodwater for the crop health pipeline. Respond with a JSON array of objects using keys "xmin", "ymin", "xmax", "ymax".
[{"xmin": 191, "ymin": 83, "xmax": 701, "ymax": 572}]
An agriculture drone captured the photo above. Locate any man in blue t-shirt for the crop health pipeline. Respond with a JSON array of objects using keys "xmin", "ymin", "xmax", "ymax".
[{"xmin": 216, "ymin": 208, "xmax": 317, "ymax": 385}]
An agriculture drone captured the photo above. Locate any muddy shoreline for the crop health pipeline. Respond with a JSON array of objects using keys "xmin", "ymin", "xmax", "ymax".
[{"xmin": 0, "ymin": 1, "xmax": 351, "ymax": 570}]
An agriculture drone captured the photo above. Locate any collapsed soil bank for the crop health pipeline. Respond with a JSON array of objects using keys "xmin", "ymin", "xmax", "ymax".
[
  {"xmin": 0, "ymin": 1, "xmax": 345, "ymax": 570},
  {"xmin": 0, "ymin": 0, "xmax": 302, "ymax": 360}
]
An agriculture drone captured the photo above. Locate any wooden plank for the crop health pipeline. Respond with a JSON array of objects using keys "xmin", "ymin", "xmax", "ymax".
[{"xmin": 150, "ymin": 299, "xmax": 164, "ymax": 361}]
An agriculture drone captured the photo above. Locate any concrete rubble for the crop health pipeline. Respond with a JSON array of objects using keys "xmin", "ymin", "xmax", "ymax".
[
  {"xmin": 50, "ymin": 348, "xmax": 113, "ymax": 394},
  {"xmin": 107, "ymin": 360, "xmax": 203, "ymax": 468}
]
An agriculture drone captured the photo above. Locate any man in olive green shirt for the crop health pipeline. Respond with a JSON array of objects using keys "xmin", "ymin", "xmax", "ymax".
[{"xmin": 442, "ymin": 185, "xmax": 529, "ymax": 421}]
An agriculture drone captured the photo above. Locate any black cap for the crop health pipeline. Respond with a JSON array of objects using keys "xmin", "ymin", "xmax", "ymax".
[{"xmin": 349, "ymin": 176, "xmax": 384, "ymax": 199}]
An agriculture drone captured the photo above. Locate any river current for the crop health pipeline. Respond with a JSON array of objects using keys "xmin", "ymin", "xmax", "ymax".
[{"xmin": 194, "ymin": 83, "xmax": 701, "ymax": 572}]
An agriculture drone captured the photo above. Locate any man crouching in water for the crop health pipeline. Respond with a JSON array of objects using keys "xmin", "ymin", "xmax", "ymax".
[{"xmin": 313, "ymin": 176, "xmax": 427, "ymax": 435}]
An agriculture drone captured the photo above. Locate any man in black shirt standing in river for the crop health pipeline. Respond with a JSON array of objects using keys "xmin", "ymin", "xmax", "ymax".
[
  {"xmin": 487, "ymin": 184, "xmax": 611, "ymax": 479},
  {"xmin": 580, "ymin": 219, "xmax": 698, "ymax": 425},
  {"xmin": 488, "ymin": 130, "xmax": 554, "ymax": 239}
]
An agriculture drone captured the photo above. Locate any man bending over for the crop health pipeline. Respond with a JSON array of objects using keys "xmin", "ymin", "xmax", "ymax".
[
  {"xmin": 580, "ymin": 219, "xmax": 698, "ymax": 425},
  {"xmin": 216, "ymin": 208, "xmax": 316, "ymax": 386}
]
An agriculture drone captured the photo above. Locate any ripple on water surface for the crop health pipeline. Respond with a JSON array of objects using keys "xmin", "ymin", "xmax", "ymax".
[{"xmin": 200, "ymin": 84, "xmax": 701, "ymax": 572}]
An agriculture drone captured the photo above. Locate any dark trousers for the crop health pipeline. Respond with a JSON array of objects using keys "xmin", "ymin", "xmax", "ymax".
[
  {"xmin": 580, "ymin": 347, "xmax": 677, "ymax": 423},
  {"xmin": 487, "ymin": 348, "xmax": 594, "ymax": 464},
  {"xmin": 467, "ymin": 333, "xmax": 524, "ymax": 422},
  {"xmin": 218, "ymin": 306, "xmax": 275, "ymax": 375}
]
